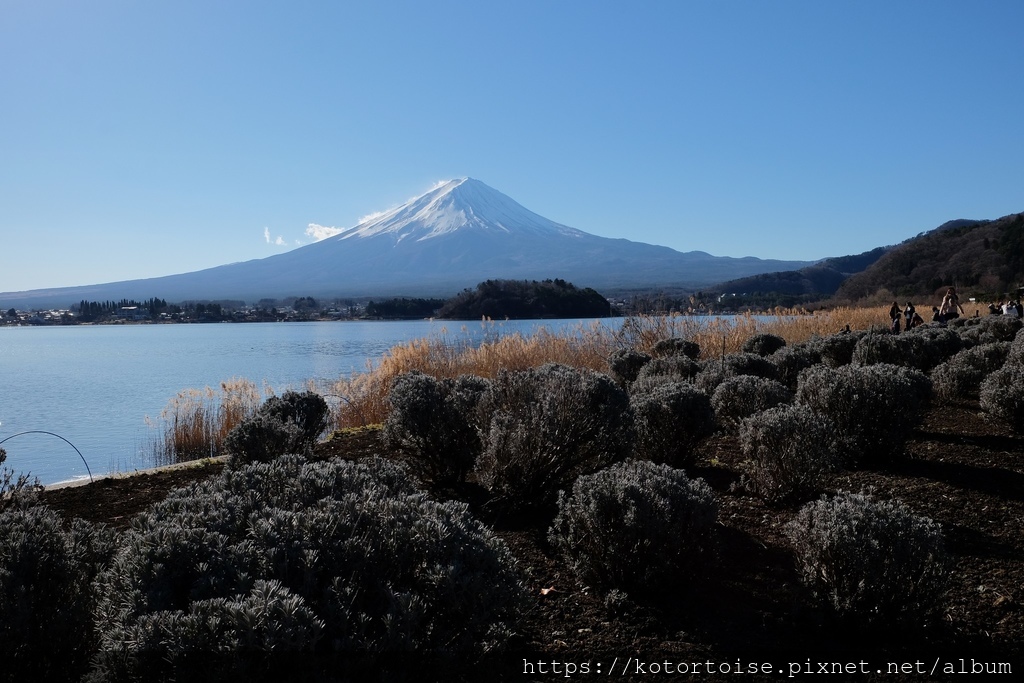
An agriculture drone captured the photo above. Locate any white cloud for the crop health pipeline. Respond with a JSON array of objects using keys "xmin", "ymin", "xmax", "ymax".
[
  {"xmin": 264, "ymin": 226, "xmax": 288, "ymax": 247},
  {"xmin": 305, "ymin": 223, "xmax": 345, "ymax": 241}
]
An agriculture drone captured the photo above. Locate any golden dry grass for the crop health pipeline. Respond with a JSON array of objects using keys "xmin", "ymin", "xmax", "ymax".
[
  {"xmin": 324, "ymin": 323, "xmax": 610, "ymax": 429},
  {"xmin": 326, "ymin": 307, "xmax": 889, "ymax": 428},
  {"xmin": 148, "ymin": 378, "xmax": 268, "ymax": 465}
]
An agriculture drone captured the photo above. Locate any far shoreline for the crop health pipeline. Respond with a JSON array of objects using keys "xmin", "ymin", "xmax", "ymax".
[{"xmin": 1, "ymin": 308, "xmax": 814, "ymax": 329}]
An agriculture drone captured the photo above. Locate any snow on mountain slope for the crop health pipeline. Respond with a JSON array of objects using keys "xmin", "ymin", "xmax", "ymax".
[{"xmin": 333, "ymin": 178, "xmax": 586, "ymax": 243}]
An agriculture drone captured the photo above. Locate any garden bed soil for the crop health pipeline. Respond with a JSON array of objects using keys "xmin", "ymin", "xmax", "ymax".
[{"xmin": 39, "ymin": 402, "xmax": 1024, "ymax": 681}]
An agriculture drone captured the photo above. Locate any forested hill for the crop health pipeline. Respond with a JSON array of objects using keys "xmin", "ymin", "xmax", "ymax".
[
  {"xmin": 834, "ymin": 212, "xmax": 1024, "ymax": 302},
  {"xmin": 437, "ymin": 279, "xmax": 610, "ymax": 319},
  {"xmin": 707, "ymin": 247, "xmax": 889, "ymax": 306}
]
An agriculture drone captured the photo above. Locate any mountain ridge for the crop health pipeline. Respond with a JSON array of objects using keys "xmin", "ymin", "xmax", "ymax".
[
  {"xmin": 703, "ymin": 214, "xmax": 1024, "ymax": 307},
  {"xmin": 832, "ymin": 213, "xmax": 1023, "ymax": 303},
  {"xmin": 708, "ymin": 246, "xmax": 891, "ymax": 303}
]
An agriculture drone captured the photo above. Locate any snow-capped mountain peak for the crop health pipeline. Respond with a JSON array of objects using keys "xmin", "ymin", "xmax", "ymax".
[{"xmin": 334, "ymin": 177, "xmax": 584, "ymax": 243}]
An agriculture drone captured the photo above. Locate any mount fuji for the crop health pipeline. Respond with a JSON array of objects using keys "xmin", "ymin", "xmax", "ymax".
[{"xmin": 2, "ymin": 178, "xmax": 811, "ymax": 307}]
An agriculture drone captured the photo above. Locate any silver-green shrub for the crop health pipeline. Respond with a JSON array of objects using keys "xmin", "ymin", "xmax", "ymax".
[
  {"xmin": 738, "ymin": 404, "xmax": 843, "ymax": 506},
  {"xmin": 851, "ymin": 332, "xmax": 916, "ymax": 368},
  {"xmin": 382, "ymin": 371, "xmax": 486, "ymax": 488},
  {"xmin": 651, "ymin": 337, "xmax": 701, "ymax": 359},
  {"xmin": 811, "ymin": 332, "xmax": 860, "ymax": 367},
  {"xmin": 475, "ymin": 364, "xmax": 633, "ymax": 516},
  {"xmin": 694, "ymin": 352, "xmax": 778, "ymax": 394},
  {"xmin": 930, "ymin": 342, "xmax": 1010, "ymax": 401},
  {"xmin": 959, "ymin": 315, "xmax": 1022, "ymax": 347},
  {"xmin": 768, "ymin": 343, "xmax": 822, "ymax": 391},
  {"xmin": 258, "ymin": 390, "xmax": 331, "ymax": 444},
  {"xmin": 633, "ymin": 355, "xmax": 702, "ymax": 386},
  {"xmin": 979, "ymin": 360, "xmax": 1024, "ymax": 433},
  {"xmin": 548, "ymin": 460, "xmax": 717, "ymax": 595},
  {"xmin": 900, "ymin": 362, "xmax": 937, "ymax": 405},
  {"xmin": 631, "ymin": 381, "xmax": 715, "ymax": 467},
  {"xmin": 902, "ymin": 326, "xmax": 963, "ymax": 371},
  {"xmin": 796, "ymin": 363, "xmax": 930, "ymax": 465},
  {"xmin": 711, "ymin": 375, "xmax": 793, "ymax": 433},
  {"xmin": 117, "ymin": 579, "xmax": 324, "ymax": 681},
  {"xmin": 978, "ymin": 315, "xmax": 1023, "ymax": 342},
  {"xmin": 92, "ymin": 456, "xmax": 526, "ymax": 677},
  {"xmin": 718, "ymin": 351, "xmax": 779, "ymax": 380},
  {"xmin": 1010, "ymin": 327, "xmax": 1024, "ymax": 363},
  {"xmin": 607, "ymin": 348, "xmax": 652, "ymax": 385},
  {"xmin": 693, "ymin": 365, "xmax": 728, "ymax": 395},
  {"xmin": 957, "ymin": 326, "xmax": 986, "ymax": 347},
  {"xmin": 223, "ymin": 413, "xmax": 303, "ymax": 467},
  {"xmin": 786, "ymin": 492, "xmax": 949, "ymax": 628},
  {"xmin": 223, "ymin": 391, "xmax": 330, "ymax": 469},
  {"xmin": 1, "ymin": 505, "xmax": 115, "ymax": 682},
  {"xmin": 742, "ymin": 333, "xmax": 787, "ymax": 357},
  {"xmin": 629, "ymin": 372, "xmax": 689, "ymax": 396}
]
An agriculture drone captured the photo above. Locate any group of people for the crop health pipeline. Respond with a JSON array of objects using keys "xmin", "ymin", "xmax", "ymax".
[
  {"xmin": 888, "ymin": 287, "xmax": 966, "ymax": 332},
  {"xmin": 889, "ymin": 287, "xmax": 1023, "ymax": 331},
  {"xmin": 988, "ymin": 300, "xmax": 1023, "ymax": 318},
  {"xmin": 888, "ymin": 300, "xmax": 925, "ymax": 332}
]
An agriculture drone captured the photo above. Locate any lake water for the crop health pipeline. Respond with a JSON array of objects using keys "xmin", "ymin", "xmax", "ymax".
[{"xmin": 0, "ymin": 319, "xmax": 620, "ymax": 485}]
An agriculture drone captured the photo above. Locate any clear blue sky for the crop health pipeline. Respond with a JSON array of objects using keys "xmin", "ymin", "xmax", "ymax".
[{"xmin": 2, "ymin": 0, "xmax": 1022, "ymax": 293}]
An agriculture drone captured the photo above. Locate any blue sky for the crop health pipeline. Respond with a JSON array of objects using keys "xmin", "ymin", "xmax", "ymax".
[{"xmin": 2, "ymin": 0, "xmax": 1022, "ymax": 293}]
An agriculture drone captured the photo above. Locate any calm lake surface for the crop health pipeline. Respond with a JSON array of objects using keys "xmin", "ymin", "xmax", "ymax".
[{"xmin": 0, "ymin": 319, "xmax": 621, "ymax": 485}]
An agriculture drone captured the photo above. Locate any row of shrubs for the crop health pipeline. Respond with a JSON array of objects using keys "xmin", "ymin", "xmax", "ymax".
[
  {"xmin": 381, "ymin": 318, "xmax": 1024, "ymax": 515},
  {"xmin": 235, "ymin": 318, "xmax": 1014, "ymax": 623},
  {"xmin": 382, "ymin": 346, "xmax": 942, "ymax": 512},
  {"xmin": 369, "ymin": 317, "xmax": 1024, "ymax": 638},
  {"xmin": 547, "ymin": 460, "xmax": 949, "ymax": 631},
  {"xmin": 1, "ymin": 459, "xmax": 952, "ymax": 682},
  {"xmin": 216, "ymin": 370, "xmax": 952, "ymax": 630}
]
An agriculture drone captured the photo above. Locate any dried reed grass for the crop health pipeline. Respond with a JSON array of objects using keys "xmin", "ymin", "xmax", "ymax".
[
  {"xmin": 147, "ymin": 378, "xmax": 267, "ymax": 466},
  {"xmin": 325, "ymin": 324, "xmax": 611, "ymax": 430}
]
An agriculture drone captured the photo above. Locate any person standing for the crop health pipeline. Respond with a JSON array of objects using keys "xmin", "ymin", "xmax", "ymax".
[
  {"xmin": 889, "ymin": 301, "xmax": 900, "ymax": 323},
  {"xmin": 903, "ymin": 302, "xmax": 916, "ymax": 329},
  {"xmin": 939, "ymin": 287, "xmax": 964, "ymax": 322}
]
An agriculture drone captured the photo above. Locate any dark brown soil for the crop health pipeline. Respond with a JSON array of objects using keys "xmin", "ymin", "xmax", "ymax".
[{"xmin": 39, "ymin": 402, "xmax": 1024, "ymax": 680}]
